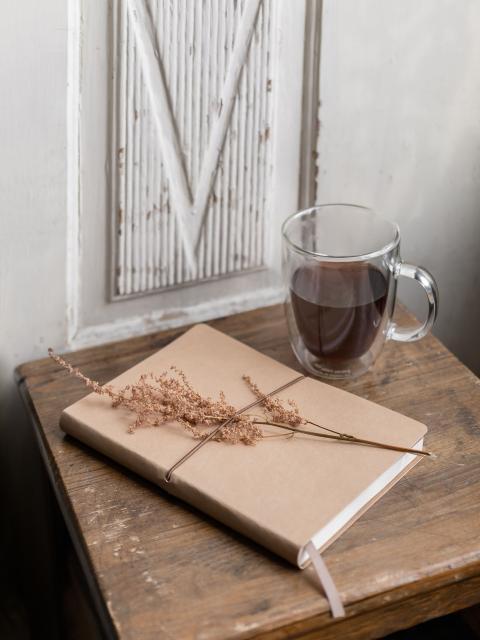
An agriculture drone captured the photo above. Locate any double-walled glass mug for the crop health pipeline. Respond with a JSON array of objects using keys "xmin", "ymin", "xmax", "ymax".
[{"xmin": 282, "ymin": 204, "xmax": 439, "ymax": 379}]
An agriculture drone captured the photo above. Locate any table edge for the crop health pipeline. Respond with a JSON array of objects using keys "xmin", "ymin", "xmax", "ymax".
[{"xmin": 17, "ymin": 377, "xmax": 118, "ymax": 640}]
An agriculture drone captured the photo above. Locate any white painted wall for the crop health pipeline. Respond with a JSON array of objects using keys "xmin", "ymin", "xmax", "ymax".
[
  {"xmin": 316, "ymin": 0, "xmax": 480, "ymax": 374},
  {"xmin": 0, "ymin": 1, "xmax": 68, "ymax": 408}
]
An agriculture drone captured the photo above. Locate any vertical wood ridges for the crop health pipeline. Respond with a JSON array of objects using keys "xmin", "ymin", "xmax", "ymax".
[{"xmin": 113, "ymin": 0, "xmax": 273, "ymax": 297}]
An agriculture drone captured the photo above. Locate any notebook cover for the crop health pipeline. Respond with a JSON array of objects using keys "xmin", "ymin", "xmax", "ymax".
[{"xmin": 60, "ymin": 324, "xmax": 427, "ymax": 567}]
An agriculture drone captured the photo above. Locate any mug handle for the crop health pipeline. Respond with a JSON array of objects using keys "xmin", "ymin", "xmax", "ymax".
[{"xmin": 387, "ymin": 262, "xmax": 439, "ymax": 342}]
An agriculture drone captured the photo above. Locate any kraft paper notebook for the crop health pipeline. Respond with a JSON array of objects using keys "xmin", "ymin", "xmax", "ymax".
[{"xmin": 60, "ymin": 324, "xmax": 427, "ymax": 616}]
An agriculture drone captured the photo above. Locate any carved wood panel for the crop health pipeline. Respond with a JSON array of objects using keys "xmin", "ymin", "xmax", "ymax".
[{"xmin": 112, "ymin": 0, "xmax": 274, "ymax": 298}]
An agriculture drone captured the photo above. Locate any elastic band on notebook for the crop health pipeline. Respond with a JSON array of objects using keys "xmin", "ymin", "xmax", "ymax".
[
  {"xmin": 305, "ymin": 541, "xmax": 345, "ymax": 618},
  {"xmin": 164, "ymin": 374, "xmax": 306, "ymax": 482}
]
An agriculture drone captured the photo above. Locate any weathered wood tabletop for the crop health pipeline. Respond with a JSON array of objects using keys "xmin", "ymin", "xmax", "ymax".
[{"xmin": 16, "ymin": 304, "xmax": 480, "ymax": 640}]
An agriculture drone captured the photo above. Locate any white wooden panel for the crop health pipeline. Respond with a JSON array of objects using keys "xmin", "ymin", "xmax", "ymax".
[
  {"xmin": 112, "ymin": 0, "xmax": 274, "ymax": 298},
  {"xmin": 75, "ymin": 0, "xmax": 306, "ymax": 341}
]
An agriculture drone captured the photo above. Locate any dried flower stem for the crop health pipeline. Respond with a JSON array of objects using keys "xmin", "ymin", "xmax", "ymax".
[
  {"xmin": 242, "ymin": 377, "xmax": 432, "ymax": 458},
  {"xmin": 252, "ymin": 421, "xmax": 431, "ymax": 457},
  {"xmin": 193, "ymin": 413, "xmax": 431, "ymax": 457}
]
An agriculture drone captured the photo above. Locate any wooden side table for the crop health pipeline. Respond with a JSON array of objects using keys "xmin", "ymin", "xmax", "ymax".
[{"xmin": 16, "ymin": 304, "xmax": 480, "ymax": 640}]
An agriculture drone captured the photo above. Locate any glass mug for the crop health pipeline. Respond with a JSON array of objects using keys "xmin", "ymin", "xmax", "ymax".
[{"xmin": 282, "ymin": 204, "xmax": 439, "ymax": 379}]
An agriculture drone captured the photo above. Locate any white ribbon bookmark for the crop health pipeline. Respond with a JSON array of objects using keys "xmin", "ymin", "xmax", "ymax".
[{"xmin": 305, "ymin": 541, "xmax": 345, "ymax": 618}]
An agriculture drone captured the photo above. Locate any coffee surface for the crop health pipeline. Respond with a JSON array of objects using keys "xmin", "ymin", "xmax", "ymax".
[{"xmin": 290, "ymin": 264, "xmax": 388, "ymax": 361}]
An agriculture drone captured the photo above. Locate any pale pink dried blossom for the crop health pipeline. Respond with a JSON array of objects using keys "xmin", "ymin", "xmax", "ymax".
[
  {"xmin": 47, "ymin": 350, "xmax": 302, "ymax": 445},
  {"xmin": 242, "ymin": 375, "xmax": 306, "ymax": 427}
]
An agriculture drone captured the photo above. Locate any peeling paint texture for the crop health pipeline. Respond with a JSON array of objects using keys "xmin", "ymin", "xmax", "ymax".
[{"xmin": 113, "ymin": 0, "xmax": 273, "ymax": 297}]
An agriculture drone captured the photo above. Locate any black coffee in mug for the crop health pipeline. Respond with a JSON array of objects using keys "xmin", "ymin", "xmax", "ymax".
[
  {"xmin": 290, "ymin": 263, "xmax": 388, "ymax": 362},
  {"xmin": 282, "ymin": 205, "xmax": 438, "ymax": 378}
]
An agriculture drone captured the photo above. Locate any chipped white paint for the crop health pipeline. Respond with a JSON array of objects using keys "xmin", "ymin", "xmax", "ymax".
[
  {"xmin": 71, "ymin": 284, "xmax": 283, "ymax": 348},
  {"xmin": 112, "ymin": 0, "xmax": 274, "ymax": 297}
]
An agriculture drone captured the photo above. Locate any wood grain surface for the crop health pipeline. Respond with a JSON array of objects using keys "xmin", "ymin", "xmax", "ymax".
[{"xmin": 16, "ymin": 304, "xmax": 480, "ymax": 640}]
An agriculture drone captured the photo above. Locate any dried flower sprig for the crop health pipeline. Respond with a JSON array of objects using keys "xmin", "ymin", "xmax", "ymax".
[
  {"xmin": 243, "ymin": 375, "xmax": 305, "ymax": 427},
  {"xmin": 48, "ymin": 349, "xmax": 263, "ymax": 444},
  {"xmin": 48, "ymin": 349, "xmax": 432, "ymax": 458}
]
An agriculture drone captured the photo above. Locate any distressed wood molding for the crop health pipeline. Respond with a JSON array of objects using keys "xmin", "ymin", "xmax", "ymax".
[
  {"xmin": 112, "ymin": 0, "xmax": 274, "ymax": 298},
  {"xmin": 67, "ymin": 0, "xmax": 315, "ymax": 346}
]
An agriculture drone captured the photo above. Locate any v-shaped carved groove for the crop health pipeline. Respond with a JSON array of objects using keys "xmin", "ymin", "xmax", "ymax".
[
  {"xmin": 127, "ymin": 0, "xmax": 195, "ymax": 268},
  {"xmin": 127, "ymin": 0, "xmax": 263, "ymax": 273},
  {"xmin": 189, "ymin": 0, "xmax": 263, "ymax": 254}
]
